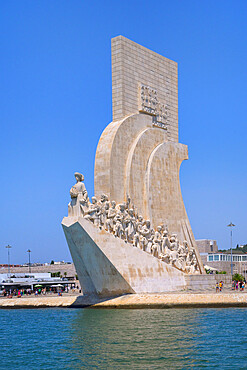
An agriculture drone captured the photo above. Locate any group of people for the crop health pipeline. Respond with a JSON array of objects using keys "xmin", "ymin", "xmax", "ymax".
[
  {"xmin": 1, "ymin": 288, "xmax": 33, "ymax": 298},
  {"xmin": 232, "ymin": 280, "xmax": 245, "ymax": 291},
  {"xmin": 216, "ymin": 280, "xmax": 246, "ymax": 292},
  {"xmin": 216, "ymin": 281, "xmax": 224, "ymax": 292},
  {"xmin": 1, "ymin": 284, "xmax": 81, "ymax": 298},
  {"xmin": 68, "ymin": 172, "xmax": 200, "ymax": 274},
  {"xmin": 2, "ymin": 287, "xmax": 61, "ymax": 298}
]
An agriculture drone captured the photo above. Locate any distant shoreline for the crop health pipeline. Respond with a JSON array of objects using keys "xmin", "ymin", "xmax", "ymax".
[{"xmin": 1, "ymin": 292, "xmax": 247, "ymax": 309}]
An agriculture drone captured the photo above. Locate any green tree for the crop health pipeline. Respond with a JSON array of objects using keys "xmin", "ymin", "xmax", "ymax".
[
  {"xmin": 51, "ymin": 272, "xmax": 60, "ymax": 277},
  {"xmin": 232, "ymin": 273, "xmax": 245, "ymax": 282},
  {"xmin": 50, "ymin": 260, "xmax": 54, "ymax": 265},
  {"xmin": 242, "ymin": 245, "xmax": 247, "ymax": 253}
]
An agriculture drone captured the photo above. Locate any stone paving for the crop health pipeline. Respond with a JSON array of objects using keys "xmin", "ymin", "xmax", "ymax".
[{"xmin": 1, "ymin": 289, "xmax": 247, "ymax": 308}]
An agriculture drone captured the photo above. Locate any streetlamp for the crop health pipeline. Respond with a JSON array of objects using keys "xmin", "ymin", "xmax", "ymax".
[
  {"xmin": 227, "ymin": 222, "xmax": 235, "ymax": 276},
  {"xmin": 5, "ymin": 245, "xmax": 12, "ymax": 278},
  {"xmin": 27, "ymin": 249, "xmax": 31, "ymax": 273}
]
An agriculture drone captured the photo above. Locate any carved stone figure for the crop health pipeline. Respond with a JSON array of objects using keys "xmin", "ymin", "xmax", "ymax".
[
  {"xmin": 161, "ymin": 228, "xmax": 170, "ymax": 254},
  {"xmin": 114, "ymin": 204, "xmax": 126, "ymax": 239},
  {"xmin": 183, "ymin": 240, "xmax": 189, "ymax": 254},
  {"xmin": 68, "ymin": 172, "xmax": 88, "ymax": 217},
  {"xmin": 126, "ymin": 194, "xmax": 131, "ymax": 210},
  {"xmin": 84, "ymin": 196, "xmax": 100, "ymax": 226},
  {"xmin": 170, "ymin": 234, "xmax": 179, "ymax": 251},
  {"xmin": 133, "ymin": 215, "xmax": 143, "ymax": 248},
  {"xmin": 105, "ymin": 201, "xmax": 117, "ymax": 233},
  {"xmin": 68, "ymin": 182, "xmax": 200, "ymax": 275},
  {"xmin": 151, "ymin": 226, "xmax": 162, "ymax": 257},
  {"xmin": 140, "ymin": 220, "xmax": 153, "ymax": 252},
  {"xmin": 176, "ymin": 242, "xmax": 188, "ymax": 271},
  {"xmin": 125, "ymin": 209, "xmax": 136, "ymax": 243},
  {"xmin": 160, "ymin": 247, "xmax": 171, "ymax": 264},
  {"xmin": 98, "ymin": 194, "xmax": 109, "ymax": 228},
  {"xmin": 103, "ymin": 201, "xmax": 110, "ymax": 230}
]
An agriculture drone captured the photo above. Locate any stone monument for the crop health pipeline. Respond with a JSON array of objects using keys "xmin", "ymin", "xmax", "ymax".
[{"xmin": 62, "ymin": 36, "xmax": 214, "ymax": 297}]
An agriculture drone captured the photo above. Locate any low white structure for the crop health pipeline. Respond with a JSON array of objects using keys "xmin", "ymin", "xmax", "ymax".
[
  {"xmin": 0, "ymin": 272, "xmax": 76, "ymax": 291},
  {"xmin": 207, "ymin": 253, "xmax": 247, "ymax": 263},
  {"xmin": 0, "ymin": 273, "xmax": 51, "ymax": 283}
]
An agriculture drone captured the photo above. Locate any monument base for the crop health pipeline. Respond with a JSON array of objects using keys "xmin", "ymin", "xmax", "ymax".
[{"xmin": 62, "ymin": 217, "xmax": 213, "ymax": 297}]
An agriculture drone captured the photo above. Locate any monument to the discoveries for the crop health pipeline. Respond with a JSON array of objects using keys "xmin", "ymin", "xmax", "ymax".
[{"xmin": 62, "ymin": 36, "xmax": 213, "ymax": 297}]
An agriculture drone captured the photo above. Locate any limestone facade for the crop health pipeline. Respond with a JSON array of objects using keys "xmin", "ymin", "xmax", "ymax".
[
  {"xmin": 196, "ymin": 239, "xmax": 219, "ymax": 254},
  {"xmin": 112, "ymin": 36, "xmax": 178, "ymax": 142},
  {"xmin": 62, "ymin": 217, "xmax": 187, "ymax": 296},
  {"xmin": 95, "ymin": 36, "xmax": 204, "ymax": 273},
  {"xmin": 62, "ymin": 36, "xmax": 209, "ymax": 297},
  {"xmin": 94, "ymin": 114, "xmax": 188, "ymax": 231}
]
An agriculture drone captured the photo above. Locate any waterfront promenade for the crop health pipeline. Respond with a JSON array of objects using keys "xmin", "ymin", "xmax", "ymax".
[{"xmin": 1, "ymin": 290, "xmax": 247, "ymax": 308}]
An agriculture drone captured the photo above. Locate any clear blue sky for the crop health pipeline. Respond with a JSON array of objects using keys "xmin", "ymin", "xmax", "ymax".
[{"xmin": 0, "ymin": 0, "xmax": 246, "ymax": 264}]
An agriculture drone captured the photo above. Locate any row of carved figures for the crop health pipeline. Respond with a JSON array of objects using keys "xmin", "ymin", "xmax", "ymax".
[{"xmin": 68, "ymin": 172, "xmax": 200, "ymax": 274}]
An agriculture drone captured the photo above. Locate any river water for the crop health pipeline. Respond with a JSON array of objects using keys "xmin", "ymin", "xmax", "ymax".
[{"xmin": 0, "ymin": 308, "xmax": 246, "ymax": 369}]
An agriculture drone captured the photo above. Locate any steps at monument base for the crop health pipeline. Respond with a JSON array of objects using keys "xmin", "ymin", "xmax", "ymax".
[{"xmin": 185, "ymin": 274, "xmax": 216, "ymax": 291}]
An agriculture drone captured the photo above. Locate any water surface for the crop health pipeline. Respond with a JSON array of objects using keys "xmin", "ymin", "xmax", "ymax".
[{"xmin": 0, "ymin": 308, "xmax": 246, "ymax": 369}]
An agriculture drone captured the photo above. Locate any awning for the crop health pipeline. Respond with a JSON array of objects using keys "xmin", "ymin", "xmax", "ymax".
[
  {"xmin": 204, "ymin": 265, "xmax": 218, "ymax": 271},
  {"xmin": 50, "ymin": 284, "xmax": 64, "ymax": 288}
]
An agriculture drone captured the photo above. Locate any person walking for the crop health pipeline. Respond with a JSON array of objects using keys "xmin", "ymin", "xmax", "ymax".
[
  {"xmin": 219, "ymin": 281, "xmax": 223, "ymax": 292},
  {"xmin": 216, "ymin": 282, "xmax": 219, "ymax": 293}
]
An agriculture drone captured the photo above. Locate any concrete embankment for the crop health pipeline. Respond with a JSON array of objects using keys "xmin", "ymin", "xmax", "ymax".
[
  {"xmin": 0, "ymin": 296, "xmax": 77, "ymax": 308},
  {"xmin": 1, "ymin": 292, "xmax": 247, "ymax": 308}
]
